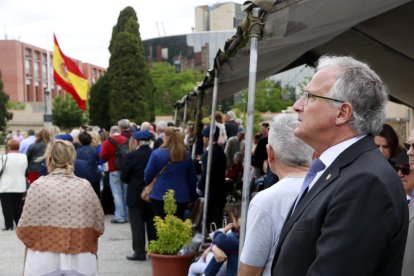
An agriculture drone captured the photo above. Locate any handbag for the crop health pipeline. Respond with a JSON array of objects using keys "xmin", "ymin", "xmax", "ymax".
[{"xmin": 141, "ymin": 161, "xmax": 171, "ymax": 203}]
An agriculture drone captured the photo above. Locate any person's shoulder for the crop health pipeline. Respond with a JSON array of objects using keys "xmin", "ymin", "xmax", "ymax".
[
  {"xmin": 8, "ymin": 152, "xmax": 27, "ymax": 161},
  {"xmin": 113, "ymin": 135, "xmax": 127, "ymax": 143},
  {"xmin": 253, "ymin": 178, "xmax": 302, "ymax": 202},
  {"xmin": 153, "ymin": 147, "xmax": 167, "ymax": 155}
]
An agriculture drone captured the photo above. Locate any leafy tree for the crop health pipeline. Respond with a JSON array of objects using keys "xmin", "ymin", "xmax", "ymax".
[
  {"xmin": 0, "ymin": 70, "xmax": 13, "ymax": 132},
  {"xmin": 89, "ymin": 74, "xmax": 111, "ymax": 130},
  {"xmin": 52, "ymin": 94, "xmax": 86, "ymax": 131},
  {"xmin": 230, "ymin": 79, "xmax": 295, "ymax": 133},
  {"xmin": 253, "ymin": 79, "xmax": 294, "ymax": 112},
  {"xmin": 107, "ymin": 6, "xmax": 154, "ymax": 125},
  {"xmin": 150, "ymin": 62, "xmax": 204, "ymax": 115}
]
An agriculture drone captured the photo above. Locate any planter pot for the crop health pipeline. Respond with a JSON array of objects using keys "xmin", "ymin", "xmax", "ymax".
[{"xmin": 150, "ymin": 252, "xmax": 196, "ymax": 276}]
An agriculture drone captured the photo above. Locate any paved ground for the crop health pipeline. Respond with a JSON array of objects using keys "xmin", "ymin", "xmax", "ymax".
[{"xmin": 0, "ymin": 204, "xmax": 152, "ymax": 276}]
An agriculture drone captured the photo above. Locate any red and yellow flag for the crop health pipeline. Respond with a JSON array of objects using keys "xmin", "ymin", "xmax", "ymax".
[{"xmin": 53, "ymin": 34, "xmax": 88, "ymax": 110}]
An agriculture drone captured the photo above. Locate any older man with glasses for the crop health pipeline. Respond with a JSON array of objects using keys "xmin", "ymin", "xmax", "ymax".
[
  {"xmin": 271, "ymin": 56, "xmax": 408, "ymax": 276},
  {"xmin": 402, "ymin": 129, "xmax": 414, "ymax": 276}
]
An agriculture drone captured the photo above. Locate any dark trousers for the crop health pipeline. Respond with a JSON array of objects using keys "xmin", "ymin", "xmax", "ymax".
[
  {"xmin": 101, "ymin": 172, "xmax": 114, "ymax": 215},
  {"xmin": 0, "ymin": 193, "xmax": 24, "ymax": 229},
  {"xmin": 129, "ymin": 205, "xmax": 156, "ymax": 254},
  {"xmin": 206, "ymin": 201, "xmax": 225, "ymax": 230},
  {"xmin": 150, "ymin": 199, "xmax": 187, "ymax": 220}
]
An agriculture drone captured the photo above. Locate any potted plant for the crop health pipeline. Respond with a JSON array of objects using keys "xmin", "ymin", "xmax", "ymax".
[{"xmin": 148, "ymin": 189, "xmax": 195, "ymax": 276}]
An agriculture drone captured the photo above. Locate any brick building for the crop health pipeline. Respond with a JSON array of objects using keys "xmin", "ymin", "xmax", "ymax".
[
  {"xmin": 0, "ymin": 39, "xmax": 106, "ymax": 104},
  {"xmin": 0, "ymin": 39, "xmax": 106, "ymax": 130}
]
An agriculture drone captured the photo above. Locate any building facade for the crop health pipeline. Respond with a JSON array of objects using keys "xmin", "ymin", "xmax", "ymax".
[
  {"xmin": 0, "ymin": 39, "xmax": 106, "ymax": 104},
  {"xmin": 195, "ymin": 2, "xmax": 243, "ymax": 32},
  {"xmin": 0, "ymin": 39, "xmax": 106, "ymax": 130}
]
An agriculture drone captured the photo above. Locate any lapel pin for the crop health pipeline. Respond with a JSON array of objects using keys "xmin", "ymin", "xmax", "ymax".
[{"xmin": 326, "ymin": 174, "xmax": 332, "ymax": 180}]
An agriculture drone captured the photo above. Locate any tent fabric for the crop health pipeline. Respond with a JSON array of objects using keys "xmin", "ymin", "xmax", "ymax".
[{"xmin": 176, "ymin": 0, "xmax": 413, "ymax": 107}]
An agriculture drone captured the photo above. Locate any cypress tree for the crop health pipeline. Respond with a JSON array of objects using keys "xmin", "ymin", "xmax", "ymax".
[
  {"xmin": 89, "ymin": 74, "xmax": 111, "ymax": 130},
  {"xmin": 107, "ymin": 6, "xmax": 154, "ymax": 124}
]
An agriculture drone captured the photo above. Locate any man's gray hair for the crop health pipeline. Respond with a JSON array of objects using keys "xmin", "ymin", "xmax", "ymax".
[
  {"xmin": 140, "ymin": 122, "xmax": 151, "ymax": 131},
  {"xmin": 118, "ymin": 119, "xmax": 130, "ymax": 129},
  {"xmin": 226, "ymin": 111, "xmax": 235, "ymax": 120},
  {"xmin": 110, "ymin": 126, "xmax": 121, "ymax": 135},
  {"xmin": 268, "ymin": 114, "xmax": 313, "ymax": 167},
  {"xmin": 317, "ymin": 56, "xmax": 388, "ymax": 136},
  {"xmin": 156, "ymin": 121, "xmax": 167, "ymax": 132}
]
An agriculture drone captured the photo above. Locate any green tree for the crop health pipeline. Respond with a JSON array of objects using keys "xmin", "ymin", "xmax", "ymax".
[
  {"xmin": 150, "ymin": 62, "xmax": 204, "ymax": 115},
  {"xmin": 52, "ymin": 95, "xmax": 86, "ymax": 130},
  {"xmin": 254, "ymin": 79, "xmax": 294, "ymax": 112},
  {"xmin": 107, "ymin": 6, "xmax": 154, "ymax": 125},
  {"xmin": 0, "ymin": 70, "xmax": 13, "ymax": 132},
  {"xmin": 89, "ymin": 74, "xmax": 111, "ymax": 130}
]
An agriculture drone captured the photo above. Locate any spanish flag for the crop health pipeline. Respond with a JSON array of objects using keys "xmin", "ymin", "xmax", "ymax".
[{"xmin": 53, "ymin": 34, "xmax": 88, "ymax": 110}]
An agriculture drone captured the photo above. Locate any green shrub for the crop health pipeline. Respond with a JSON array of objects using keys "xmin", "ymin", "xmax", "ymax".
[{"xmin": 148, "ymin": 190, "xmax": 192, "ymax": 255}]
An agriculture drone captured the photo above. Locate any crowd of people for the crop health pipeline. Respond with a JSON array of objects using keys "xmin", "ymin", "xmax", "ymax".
[{"xmin": 0, "ymin": 54, "xmax": 413, "ymax": 276}]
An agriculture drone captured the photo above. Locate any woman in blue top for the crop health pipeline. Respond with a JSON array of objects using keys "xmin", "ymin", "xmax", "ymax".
[{"xmin": 144, "ymin": 127, "xmax": 197, "ymax": 219}]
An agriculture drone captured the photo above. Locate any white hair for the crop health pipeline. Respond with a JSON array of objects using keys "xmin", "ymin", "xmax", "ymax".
[
  {"xmin": 140, "ymin": 122, "xmax": 151, "ymax": 131},
  {"xmin": 109, "ymin": 126, "xmax": 121, "ymax": 135},
  {"xmin": 226, "ymin": 111, "xmax": 235, "ymax": 120},
  {"xmin": 268, "ymin": 114, "xmax": 313, "ymax": 167},
  {"xmin": 156, "ymin": 121, "xmax": 167, "ymax": 132}
]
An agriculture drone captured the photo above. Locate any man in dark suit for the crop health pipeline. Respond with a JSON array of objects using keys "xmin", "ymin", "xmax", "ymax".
[
  {"xmin": 225, "ymin": 111, "xmax": 238, "ymax": 139},
  {"xmin": 271, "ymin": 56, "xmax": 408, "ymax": 276},
  {"xmin": 121, "ymin": 130, "xmax": 156, "ymax": 261}
]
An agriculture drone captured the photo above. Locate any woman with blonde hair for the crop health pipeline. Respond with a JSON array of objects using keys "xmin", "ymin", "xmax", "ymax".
[
  {"xmin": 17, "ymin": 140, "xmax": 104, "ymax": 276},
  {"xmin": 144, "ymin": 127, "xmax": 197, "ymax": 219},
  {"xmin": 48, "ymin": 125, "xmax": 61, "ymax": 140}
]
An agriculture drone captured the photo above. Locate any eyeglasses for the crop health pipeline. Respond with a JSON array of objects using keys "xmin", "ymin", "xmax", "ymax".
[
  {"xmin": 395, "ymin": 165, "xmax": 411, "ymax": 176},
  {"xmin": 301, "ymin": 91, "xmax": 344, "ymax": 105},
  {"xmin": 404, "ymin": 142, "xmax": 414, "ymax": 151}
]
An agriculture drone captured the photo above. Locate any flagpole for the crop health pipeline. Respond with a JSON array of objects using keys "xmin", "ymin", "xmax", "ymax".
[
  {"xmin": 44, "ymin": 1, "xmax": 52, "ymax": 128},
  {"xmin": 44, "ymin": 48, "xmax": 53, "ymax": 128}
]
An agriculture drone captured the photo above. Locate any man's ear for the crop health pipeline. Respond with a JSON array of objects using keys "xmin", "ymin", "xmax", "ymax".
[
  {"xmin": 335, "ymin": 102, "xmax": 353, "ymax": 126},
  {"xmin": 266, "ymin": 144, "xmax": 275, "ymax": 164}
]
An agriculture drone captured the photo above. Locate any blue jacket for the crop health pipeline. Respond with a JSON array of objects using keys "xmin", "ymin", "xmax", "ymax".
[
  {"xmin": 76, "ymin": 145, "xmax": 100, "ymax": 184},
  {"xmin": 144, "ymin": 148, "xmax": 197, "ymax": 203}
]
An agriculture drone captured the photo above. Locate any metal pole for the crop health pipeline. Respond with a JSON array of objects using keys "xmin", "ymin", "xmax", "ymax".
[
  {"xmin": 173, "ymin": 107, "xmax": 178, "ymax": 126},
  {"xmin": 44, "ymin": 49, "xmax": 52, "ymax": 128},
  {"xmin": 183, "ymin": 100, "xmax": 188, "ymax": 126},
  {"xmin": 239, "ymin": 7, "xmax": 261, "ymax": 254},
  {"xmin": 201, "ymin": 69, "xmax": 219, "ymax": 239}
]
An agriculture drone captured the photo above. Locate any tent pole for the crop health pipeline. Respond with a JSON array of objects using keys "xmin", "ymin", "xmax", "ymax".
[
  {"xmin": 183, "ymin": 99, "xmax": 188, "ymax": 126},
  {"xmin": 201, "ymin": 69, "xmax": 219, "ymax": 239},
  {"xmin": 239, "ymin": 7, "xmax": 261, "ymax": 255},
  {"xmin": 173, "ymin": 108, "xmax": 178, "ymax": 126}
]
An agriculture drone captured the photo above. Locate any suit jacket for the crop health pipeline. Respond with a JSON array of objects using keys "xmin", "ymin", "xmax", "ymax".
[
  {"xmin": 402, "ymin": 204, "xmax": 414, "ymax": 276},
  {"xmin": 121, "ymin": 145, "xmax": 152, "ymax": 208},
  {"xmin": 271, "ymin": 136, "xmax": 408, "ymax": 276}
]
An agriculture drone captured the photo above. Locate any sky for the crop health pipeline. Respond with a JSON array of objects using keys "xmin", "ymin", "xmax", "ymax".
[{"xmin": 0, "ymin": 0, "xmax": 244, "ymax": 68}]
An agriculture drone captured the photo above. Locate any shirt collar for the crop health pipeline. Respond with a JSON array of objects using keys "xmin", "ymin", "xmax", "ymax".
[
  {"xmin": 308, "ymin": 135, "xmax": 365, "ymax": 190},
  {"xmin": 319, "ymin": 135, "xmax": 366, "ymax": 169}
]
